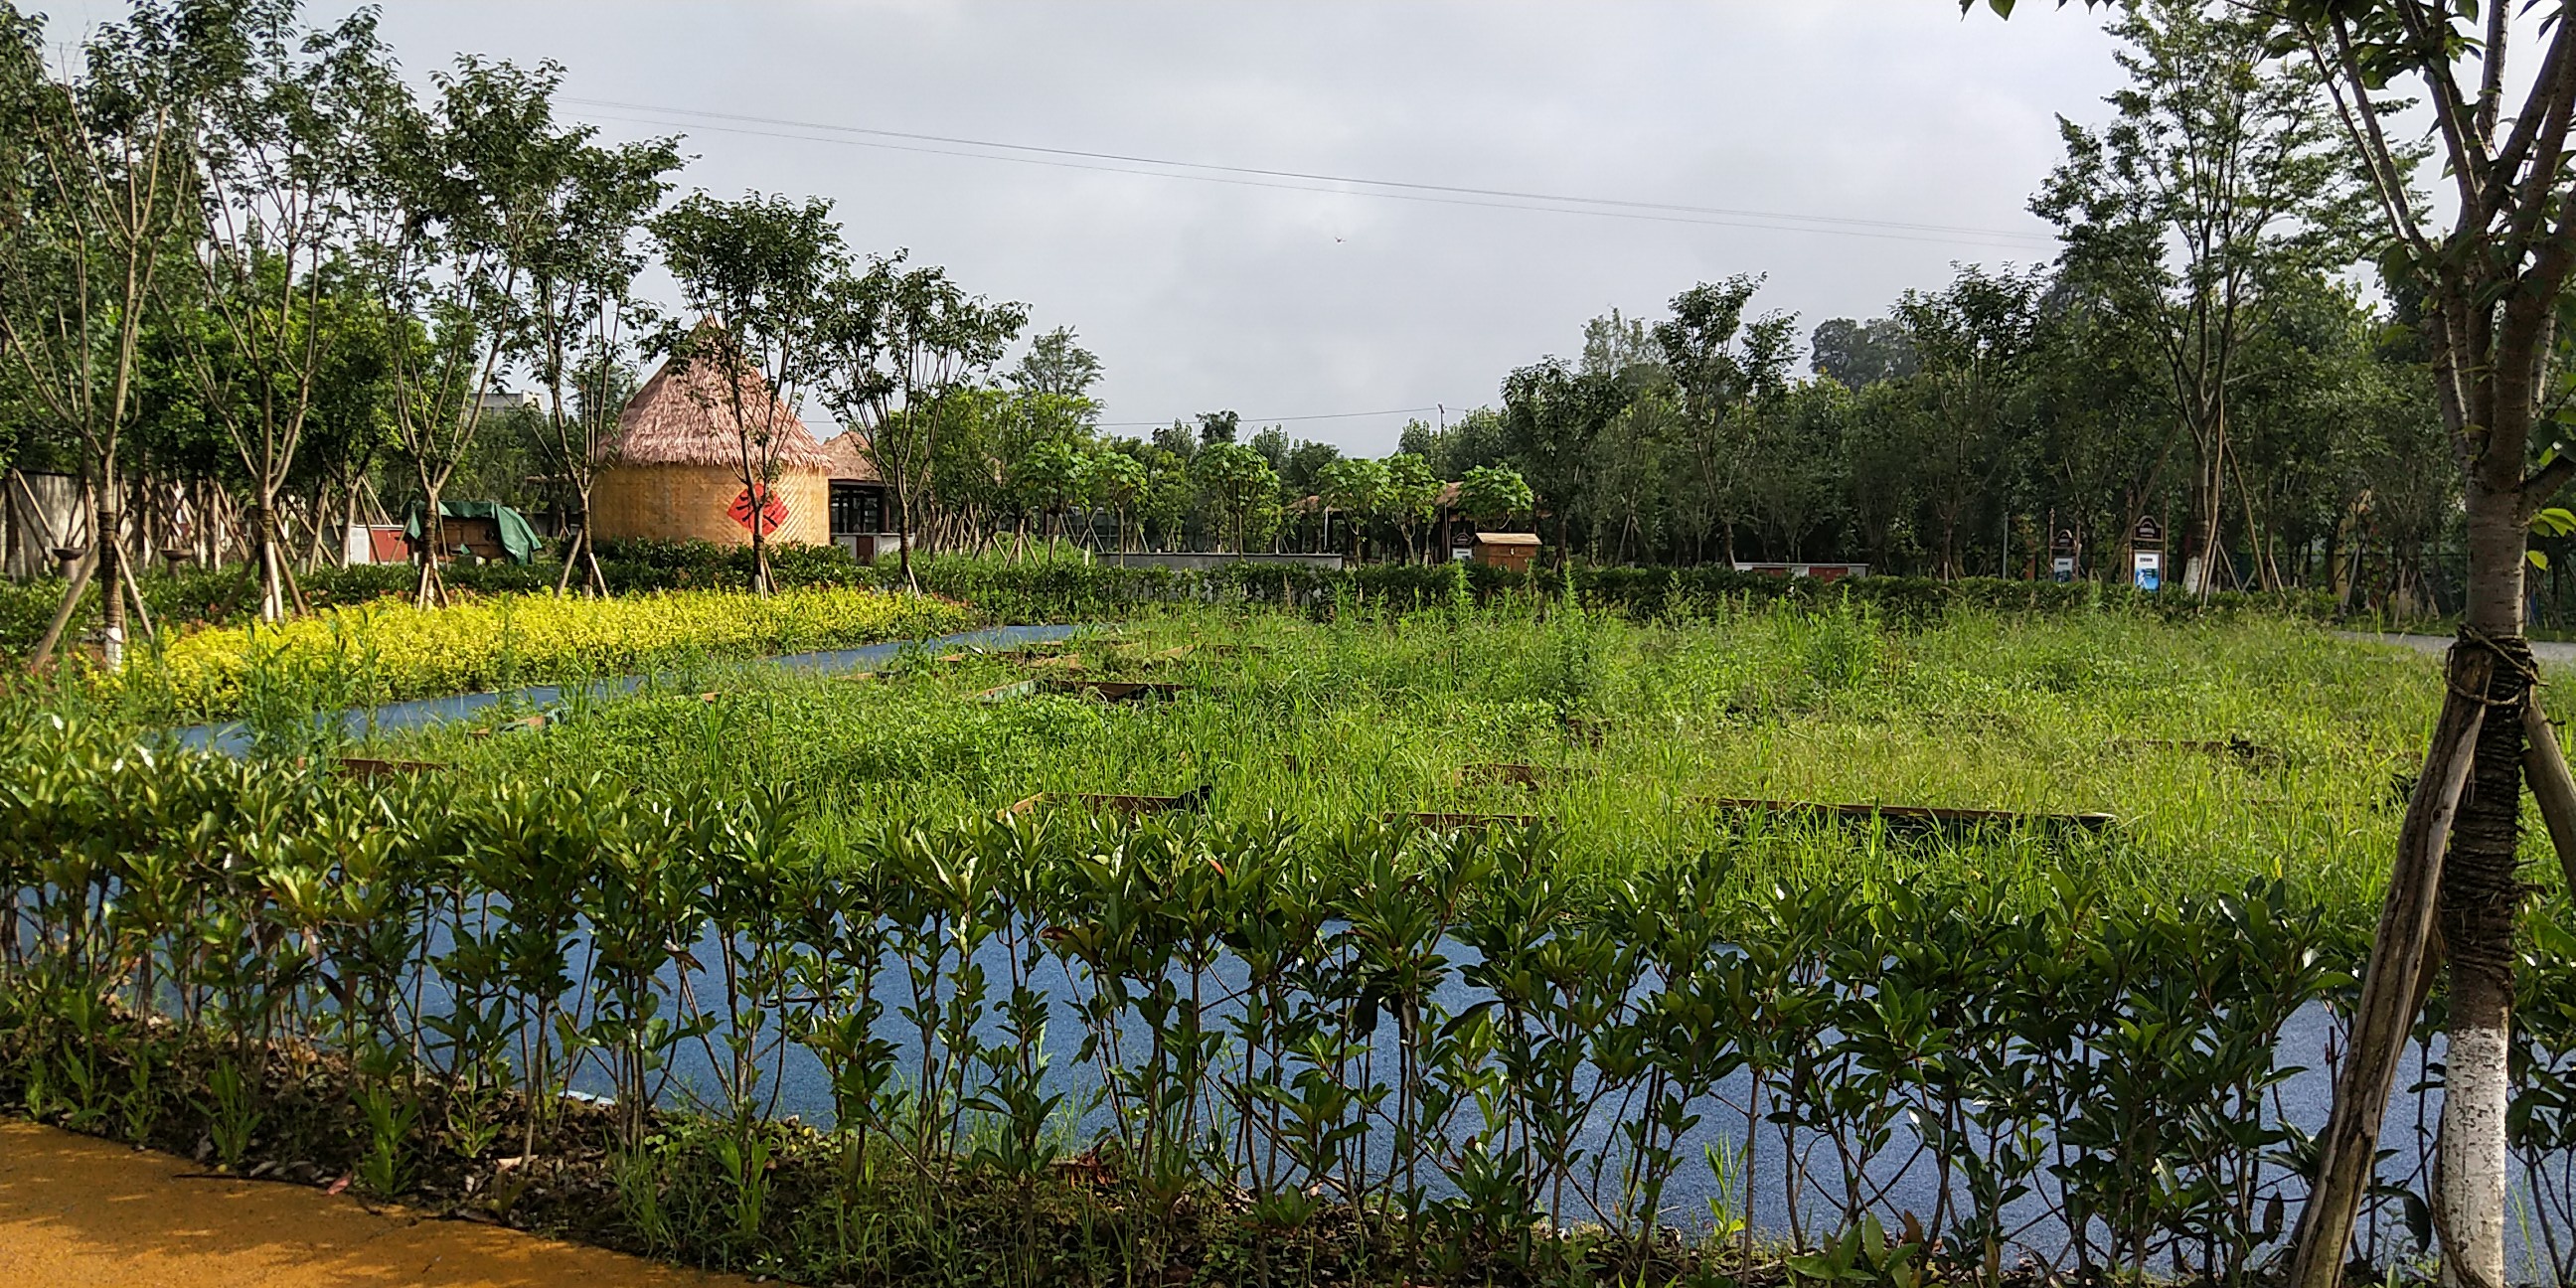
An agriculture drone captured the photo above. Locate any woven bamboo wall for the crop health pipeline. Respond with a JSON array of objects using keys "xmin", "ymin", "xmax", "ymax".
[{"xmin": 591, "ymin": 463, "xmax": 829, "ymax": 547}]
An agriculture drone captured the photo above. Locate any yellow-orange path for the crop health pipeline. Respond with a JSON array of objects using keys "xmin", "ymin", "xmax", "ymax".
[{"xmin": 0, "ymin": 1120, "xmax": 747, "ymax": 1287}]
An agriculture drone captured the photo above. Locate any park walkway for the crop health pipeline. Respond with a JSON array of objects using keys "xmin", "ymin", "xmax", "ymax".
[
  {"xmin": 2338, "ymin": 631, "xmax": 2576, "ymax": 665},
  {"xmin": 0, "ymin": 1120, "xmax": 743, "ymax": 1288}
]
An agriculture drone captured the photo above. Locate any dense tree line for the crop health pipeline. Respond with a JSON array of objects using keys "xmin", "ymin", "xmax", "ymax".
[
  {"xmin": 0, "ymin": 0, "xmax": 2552, "ymax": 657},
  {"xmin": 1388, "ymin": 259, "xmax": 2447, "ymax": 612},
  {"xmin": 0, "ymin": 0, "xmax": 1559, "ymax": 651},
  {"xmin": 1380, "ymin": 0, "xmax": 2466, "ymax": 616},
  {"xmin": 986, "ymin": 0, "xmax": 2486, "ymax": 622}
]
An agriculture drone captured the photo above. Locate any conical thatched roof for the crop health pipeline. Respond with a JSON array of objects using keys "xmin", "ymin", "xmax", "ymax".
[
  {"xmin": 611, "ymin": 338, "xmax": 830, "ymax": 471},
  {"xmin": 819, "ymin": 429, "xmax": 882, "ymax": 483}
]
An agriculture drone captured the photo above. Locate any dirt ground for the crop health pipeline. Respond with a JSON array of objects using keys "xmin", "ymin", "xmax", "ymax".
[{"xmin": 0, "ymin": 1120, "xmax": 747, "ymax": 1287}]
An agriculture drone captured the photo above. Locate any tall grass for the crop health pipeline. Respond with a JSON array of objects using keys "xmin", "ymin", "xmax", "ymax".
[{"xmin": 387, "ymin": 599, "xmax": 2467, "ymax": 922}]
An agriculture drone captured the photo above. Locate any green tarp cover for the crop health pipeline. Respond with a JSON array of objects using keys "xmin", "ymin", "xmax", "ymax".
[{"xmin": 403, "ymin": 500, "xmax": 541, "ymax": 564}]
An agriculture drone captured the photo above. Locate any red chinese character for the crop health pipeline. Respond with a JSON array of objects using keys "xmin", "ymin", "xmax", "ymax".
[{"xmin": 727, "ymin": 485, "xmax": 791, "ymax": 535}]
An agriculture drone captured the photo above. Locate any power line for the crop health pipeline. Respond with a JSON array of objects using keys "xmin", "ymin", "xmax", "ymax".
[
  {"xmin": 571, "ymin": 96, "xmax": 2046, "ymax": 241},
  {"xmin": 564, "ymin": 97, "xmax": 2061, "ymax": 250},
  {"xmin": 1094, "ymin": 405, "xmax": 1452, "ymax": 428}
]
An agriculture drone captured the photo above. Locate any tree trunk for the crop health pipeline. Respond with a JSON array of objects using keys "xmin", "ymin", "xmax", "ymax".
[
  {"xmin": 2436, "ymin": 484, "xmax": 2533, "ymax": 1288},
  {"xmin": 254, "ymin": 495, "xmax": 286, "ymax": 623},
  {"xmin": 414, "ymin": 475, "xmax": 448, "ymax": 610},
  {"xmin": 94, "ymin": 464, "xmax": 125, "ymax": 672},
  {"xmin": 2438, "ymin": 634, "xmax": 2526, "ymax": 1288},
  {"xmin": 2289, "ymin": 641, "xmax": 2494, "ymax": 1288},
  {"xmin": 892, "ymin": 458, "xmax": 917, "ymax": 592},
  {"xmin": 2420, "ymin": 251, "xmax": 2549, "ymax": 1274},
  {"xmin": 97, "ymin": 508, "xmax": 124, "ymax": 672}
]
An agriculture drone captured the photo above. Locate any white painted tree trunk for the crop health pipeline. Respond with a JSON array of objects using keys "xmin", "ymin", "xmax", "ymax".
[
  {"xmin": 2439, "ymin": 1017, "xmax": 2509, "ymax": 1288},
  {"xmin": 258, "ymin": 537, "xmax": 284, "ymax": 624}
]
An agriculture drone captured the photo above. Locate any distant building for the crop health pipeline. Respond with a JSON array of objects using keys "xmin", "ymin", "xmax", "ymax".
[
  {"xmin": 821, "ymin": 431, "xmax": 902, "ymax": 563},
  {"xmin": 592, "ymin": 336, "xmax": 831, "ymax": 548},
  {"xmin": 1465, "ymin": 532, "xmax": 1542, "ymax": 573},
  {"xmin": 472, "ymin": 389, "xmax": 537, "ymax": 416}
]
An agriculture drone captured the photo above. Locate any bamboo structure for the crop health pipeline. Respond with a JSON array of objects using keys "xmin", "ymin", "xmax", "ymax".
[{"xmin": 592, "ymin": 348, "xmax": 831, "ymax": 548}]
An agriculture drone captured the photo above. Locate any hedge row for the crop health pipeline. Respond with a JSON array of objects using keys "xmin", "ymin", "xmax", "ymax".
[
  {"xmin": 0, "ymin": 542, "xmax": 875, "ymax": 662},
  {"xmin": 0, "ymin": 542, "xmax": 2340, "ymax": 663},
  {"xmin": 9, "ymin": 724, "xmax": 2552, "ymax": 1282},
  {"xmin": 912, "ymin": 557, "xmax": 2339, "ymax": 625}
]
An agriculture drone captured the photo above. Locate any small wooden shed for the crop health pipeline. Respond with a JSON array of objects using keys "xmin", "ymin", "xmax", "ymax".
[
  {"xmin": 1469, "ymin": 532, "xmax": 1542, "ymax": 573},
  {"xmin": 592, "ymin": 333, "xmax": 831, "ymax": 548}
]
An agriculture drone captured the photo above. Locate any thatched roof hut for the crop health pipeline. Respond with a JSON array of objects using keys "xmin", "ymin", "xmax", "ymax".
[
  {"xmin": 608, "ymin": 346, "xmax": 832, "ymax": 471},
  {"xmin": 819, "ymin": 429, "xmax": 881, "ymax": 483},
  {"xmin": 591, "ymin": 341, "xmax": 831, "ymax": 547}
]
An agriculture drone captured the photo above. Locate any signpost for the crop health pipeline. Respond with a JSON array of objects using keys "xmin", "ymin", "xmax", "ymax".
[
  {"xmin": 2050, "ymin": 526, "xmax": 2078, "ymax": 584},
  {"xmin": 2132, "ymin": 516, "xmax": 2164, "ymax": 591}
]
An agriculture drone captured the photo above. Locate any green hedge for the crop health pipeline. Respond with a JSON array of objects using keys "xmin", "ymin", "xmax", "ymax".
[
  {"xmin": 904, "ymin": 557, "xmax": 2337, "ymax": 625},
  {"xmin": 8, "ymin": 719, "xmax": 2573, "ymax": 1282},
  {"xmin": 0, "ymin": 544, "xmax": 2340, "ymax": 662}
]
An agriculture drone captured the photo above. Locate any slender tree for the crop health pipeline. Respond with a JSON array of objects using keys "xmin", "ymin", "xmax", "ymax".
[
  {"xmin": 1138, "ymin": 446, "xmax": 1194, "ymax": 551},
  {"xmin": 2031, "ymin": 0, "xmax": 2369, "ymax": 594},
  {"xmin": 511, "ymin": 127, "xmax": 680, "ymax": 596},
  {"xmin": 650, "ymin": 191, "xmax": 844, "ymax": 595},
  {"xmin": 1011, "ymin": 436, "xmax": 1083, "ymax": 551},
  {"xmin": 811, "ymin": 253, "xmax": 1024, "ymax": 589},
  {"xmin": 1193, "ymin": 440, "xmax": 1277, "ymax": 554},
  {"xmin": 1314, "ymin": 455, "xmax": 1389, "ymax": 561},
  {"xmin": 1385, "ymin": 450, "xmax": 1442, "ymax": 563},
  {"xmin": 367, "ymin": 58, "xmax": 609, "ymax": 607},
  {"xmin": 0, "ymin": 2, "xmax": 194, "ymax": 670},
  {"xmin": 1085, "ymin": 445, "xmax": 1146, "ymax": 553},
  {"xmin": 1500, "ymin": 358, "xmax": 1627, "ymax": 564},
  {"xmin": 1889, "ymin": 264, "xmax": 2044, "ymax": 577},
  {"xmin": 177, "ymin": 0, "xmax": 397, "ymax": 621},
  {"xmin": 1650, "ymin": 276, "xmax": 1798, "ymax": 564}
]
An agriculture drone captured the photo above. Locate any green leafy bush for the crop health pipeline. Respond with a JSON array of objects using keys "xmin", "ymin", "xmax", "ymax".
[{"xmin": 0, "ymin": 719, "xmax": 2555, "ymax": 1283}]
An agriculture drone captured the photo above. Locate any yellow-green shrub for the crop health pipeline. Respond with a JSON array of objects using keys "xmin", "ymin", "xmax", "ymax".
[{"xmin": 120, "ymin": 587, "xmax": 974, "ymax": 720}]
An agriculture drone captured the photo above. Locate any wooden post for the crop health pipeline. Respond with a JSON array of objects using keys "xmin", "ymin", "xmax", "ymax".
[
  {"xmin": 2287, "ymin": 643, "xmax": 2494, "ymax": 1288},
  {"xmin": 2521, "ymin": 699, "xmax": 2576, "ymax": 899},
  {"xmin": 25, "ymin": 547, "xmax": 95, "ymax": 673}
]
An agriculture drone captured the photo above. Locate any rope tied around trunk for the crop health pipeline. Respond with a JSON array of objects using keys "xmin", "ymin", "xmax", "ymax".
[
  {"xmin": 2453, "ymin": 625, "xmax": 2543, "ymax": 700},
  {"xmin": 2447, "ymin": 626, "xmax": 2535, "ymax": 983}
]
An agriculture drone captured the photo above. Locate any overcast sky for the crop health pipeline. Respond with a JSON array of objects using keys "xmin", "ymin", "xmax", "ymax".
[{"xmin": 44, "ymin": 2, "xmax": 2125, "ymax": 454}]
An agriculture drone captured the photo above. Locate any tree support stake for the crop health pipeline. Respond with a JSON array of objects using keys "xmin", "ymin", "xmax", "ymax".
[{"xmin": 2288, "ymin": 643, "xmax": 2493, "ymax": 1288}]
